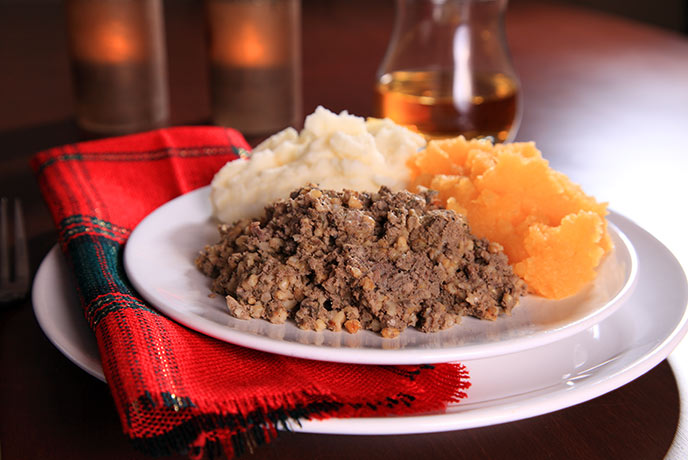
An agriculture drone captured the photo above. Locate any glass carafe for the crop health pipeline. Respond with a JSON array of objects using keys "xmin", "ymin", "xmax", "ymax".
[{"xmin": 375, "ymin": 0, "xmax": 521, "ymax": 142}]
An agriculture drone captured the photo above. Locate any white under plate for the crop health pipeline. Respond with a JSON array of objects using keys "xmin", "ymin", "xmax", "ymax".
[
  {"xmin": 32, "ymin": 211, "xmax": 688, "ymax": 434},
  {"xmin": 123, "ymin": 186, "xmax": 637, "ymax": 364}
]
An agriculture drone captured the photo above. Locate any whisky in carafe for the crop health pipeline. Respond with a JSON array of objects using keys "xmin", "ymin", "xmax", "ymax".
[{"xmin": 375, "ymin": 69, "xmax": 519, "ymax": 142}]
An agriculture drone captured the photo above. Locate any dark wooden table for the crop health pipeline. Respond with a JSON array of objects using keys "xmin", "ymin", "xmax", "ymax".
[{"xmin": 2, "ymin": 0, "xmax": 687, "ymax": 458}]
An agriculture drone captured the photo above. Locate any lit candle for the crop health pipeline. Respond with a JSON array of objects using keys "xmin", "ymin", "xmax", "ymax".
[
  {"xmin": 207, "ymin": 0, "xmax": 290, "ymax": 68},
  {"xmin": 64, "ymin": 0, "xmax": 168, "ymax": 134},
  {"xmin": 205, "ymin": 0, "xmax": 302, "ymax": 135},
  {"xmin": 66, "ymin": 0, "xmax": 145, "ymax": 63}
]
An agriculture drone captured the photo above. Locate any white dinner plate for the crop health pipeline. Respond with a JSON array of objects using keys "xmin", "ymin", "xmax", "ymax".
[
  {"xmin": 32, "ymin": 210, "xmax": 688, "ymax": 434},
  {"xmin": 123, "ymin": 186, "xmax": 637, "ymax": 364}
]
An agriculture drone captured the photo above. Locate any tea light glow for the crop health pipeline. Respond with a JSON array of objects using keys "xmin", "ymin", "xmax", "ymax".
[
  {"xmin": 66, "ymin": 0, "xmax": 144, "ymax": 63},
  {"xmin": 208, "ymin": 1, "xmax": 288, "ymax": 68}
]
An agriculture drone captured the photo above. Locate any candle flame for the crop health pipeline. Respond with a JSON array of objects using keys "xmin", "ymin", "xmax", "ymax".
[
  {"xmin": 66, "ymin": 0, "xmax": 144, "ymax": 64},
  {"xmin": 208, "ymin": 0, "xmax": 292, "ymax": 68},
  {"xmin": 238, "ymin": 23, "xmax": 269, "ymax": 66},
  {"xmin": 97, "ymin": 21, "xmax": 138, "ymax": 63}
]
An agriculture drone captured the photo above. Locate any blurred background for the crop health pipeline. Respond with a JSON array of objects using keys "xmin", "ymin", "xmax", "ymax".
[
  {"xmin": 1, "ymin": 0, "xmax": 686, "ymax": 133},
  {"xmin": 566, "ymin": 0, "xmax": 687, "ymax": 33}
]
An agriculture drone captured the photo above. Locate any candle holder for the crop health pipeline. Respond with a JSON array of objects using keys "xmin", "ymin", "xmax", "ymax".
[
  {"xmin": 64, "ymin": 0, "xmax": 169, "ymax": 135},
  {"xmin": 205, "ymin": 0, "xmax": 302, "ymax": 136}
]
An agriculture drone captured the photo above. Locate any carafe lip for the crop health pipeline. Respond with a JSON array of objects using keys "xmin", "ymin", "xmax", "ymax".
[{"xmin": 378, "ymin": 0, "xmax": 514, "ymax": 78}]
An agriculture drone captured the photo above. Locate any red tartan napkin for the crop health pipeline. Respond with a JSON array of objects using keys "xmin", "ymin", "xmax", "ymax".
[{"xmin": 31, "ymin": 127, "xmax": 470, "ymax": 459}]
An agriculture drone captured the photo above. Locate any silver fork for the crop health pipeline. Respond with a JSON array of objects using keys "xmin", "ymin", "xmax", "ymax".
[{"xmin": 0, "ymin": 198, "xmax": 30, "ymax": 303}]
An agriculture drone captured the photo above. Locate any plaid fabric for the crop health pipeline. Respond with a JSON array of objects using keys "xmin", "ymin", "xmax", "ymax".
[{"xmin": 31, "ymin": 127, "xmax": 470, "ymax": 459}]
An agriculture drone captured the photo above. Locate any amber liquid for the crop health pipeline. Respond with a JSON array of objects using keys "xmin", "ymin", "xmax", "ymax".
[{"xmin": 374, "ymin": 70, "xmax": 519, "ymax": 142}]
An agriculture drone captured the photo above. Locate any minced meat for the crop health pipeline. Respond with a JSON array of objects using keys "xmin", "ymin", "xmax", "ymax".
[{"xmin": 196, "ymin": 185, "xmax": 527, "ymax": 338}]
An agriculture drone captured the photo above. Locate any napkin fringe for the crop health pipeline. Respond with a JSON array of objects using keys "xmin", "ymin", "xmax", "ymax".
[
  {"xmin": 124, "ymin": 363, "xmax": 469, "ymax": 459},
  {"xmin": 127, "ymin": 400, "xmax": 342, "ymax": 459}
]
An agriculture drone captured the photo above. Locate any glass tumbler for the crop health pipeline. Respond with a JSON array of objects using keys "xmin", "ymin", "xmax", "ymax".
[
  {"xmin": 64, "ymin": 0, "xmax": 170, "ymax": 134},
  {"xmin": 375, "ymin": 0, "xmax": 521, "ymax": 142},
  {"xmin": 205, "ymin": 0, "xmax": 302, "ymax": 136}
]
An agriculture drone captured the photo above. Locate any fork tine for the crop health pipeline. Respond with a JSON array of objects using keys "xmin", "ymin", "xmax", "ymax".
[
  {"xmin": 13, "ymin": 199, "xmax": 29, "ymax": 290},
  {"xmin": 0, "ymin": 197, "xmax": 8, "ymax": 285}
]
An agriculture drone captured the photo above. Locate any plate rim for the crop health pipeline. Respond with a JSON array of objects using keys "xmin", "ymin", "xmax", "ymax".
[
  {"xmin": 31, "ymin": 206, "xmax": 688, "ymax": 434},
  {"xmin": 299, "ymin": 212, "xmax": 688, "ymax": 433},
  {"xmin": 123, "ymin": 186, "xmax": 639, "ymax": 364},
  {"xmin": 32, "ymin": 246, "xmax": 105, "ymax": 382}
]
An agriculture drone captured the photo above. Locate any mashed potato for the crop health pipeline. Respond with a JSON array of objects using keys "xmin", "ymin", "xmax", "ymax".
[{"xmin": 210, "ymin": 106, "xmax": 426, "ymax": 224}]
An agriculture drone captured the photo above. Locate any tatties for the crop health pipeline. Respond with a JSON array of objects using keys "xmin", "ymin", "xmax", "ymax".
[{"xmin": 210, "ymin": 106, "xmax": 426, "ymax": 225}]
